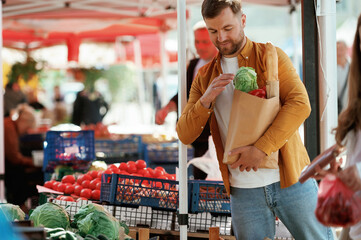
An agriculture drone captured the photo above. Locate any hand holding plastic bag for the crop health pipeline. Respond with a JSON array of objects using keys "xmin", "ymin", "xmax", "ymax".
[{"xmin": 315, "ymin": 174, "xmax": 361, "ymax": 227}]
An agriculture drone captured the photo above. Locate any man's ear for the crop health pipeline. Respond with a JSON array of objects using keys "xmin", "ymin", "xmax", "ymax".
[{"xmin": 241, "ymin": 14, "xmax": 246, "ymax": 28}]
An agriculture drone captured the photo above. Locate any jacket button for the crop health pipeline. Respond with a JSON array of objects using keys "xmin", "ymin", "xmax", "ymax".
[
  {"xmin": 201, "ymin": 126, "xmax": 204, "ymax": 129},
  {"xmin": 208, "ymin": 112, "xmax": 211, "ymax": 114}
]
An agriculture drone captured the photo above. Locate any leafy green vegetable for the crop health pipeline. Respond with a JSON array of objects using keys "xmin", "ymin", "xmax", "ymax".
[
  {"xmin": 74, "ymin": 203, "xmax": 121, "ymax": 240},
  {"xmin": 0, "ymin": 203, "xmax": 25, "ymax": 221},
  {"xmin": 233, "ymin": 66, "xmax": 258, "ymax": 92},
  {"xmin": 29, "ymin": 202, "xmax": 70, "ymax": 229}
]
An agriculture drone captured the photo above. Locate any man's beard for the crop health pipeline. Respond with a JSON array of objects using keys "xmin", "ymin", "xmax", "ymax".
[{"xmin": 216, "ymin": 38, "xmax": 243, "ymax": 56}]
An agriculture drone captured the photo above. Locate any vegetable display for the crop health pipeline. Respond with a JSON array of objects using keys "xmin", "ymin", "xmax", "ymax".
[
  {"xmin": 29, "ymin": 202, "xmax": 70, "ymax": 229},
  {"xmin": 0, "ymin": 203, "xmax": 25, "ymax": 221}
]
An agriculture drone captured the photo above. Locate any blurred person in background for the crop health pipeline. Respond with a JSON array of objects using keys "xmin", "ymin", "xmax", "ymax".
[
  {"xmin": 53, "ymin": 85, "xmax": 68, "ymax": 124},
  {"xmin": 316, "ymin": 14, "xmax": 361, "ymax": 240},
  {"xmin": 337, "ymin": 40, "xmax": 350, "ymax": 114},
  {"xmin": 71, "ymin": 68, "xmax": 109, "ymax": 126},
  {"xmin": 4, "ymin": 104, "xmax": 43, "ymax": 213},
  {"xmin": 3, "ymin": 82, "xmax": 27, "ymax": 117},
  {"xmin": 155, "ymin": 21, "xmax": 218, "ymax": 179}
]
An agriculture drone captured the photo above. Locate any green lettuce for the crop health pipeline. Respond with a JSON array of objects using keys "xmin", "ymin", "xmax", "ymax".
[
  {"xmin": 74, "ymin": 203, "xmax": 121, "ymax": 240},
  {"xmin": 29, "ymin": 202, "xmax": 70, "ymax": 229},
  {"xmin": 0, "ymin": 203, "xmax": 25, "ymax": 221},
  {"xmin": 233, "ymin": 66, "xmax": 258, "ymax": 92}
]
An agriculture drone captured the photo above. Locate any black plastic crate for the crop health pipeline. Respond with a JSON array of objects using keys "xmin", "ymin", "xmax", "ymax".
[
  {"xmin": 189, "ymin": 180, "xmax": 231, "ymax": 215},
  {"xmin": 100, "ymin": 173, "xmax": 179, "ymax": 211},
  {"xmin": 43, "ymin": 130, "xmax": 95, "ymax": 172},
  {"xmin": 95, "ymin": 135, "xmax": 143, "ymax": 163},
  {"xmin": 144, "ymin": 142, "xmax": 194, "ymax": 163}
]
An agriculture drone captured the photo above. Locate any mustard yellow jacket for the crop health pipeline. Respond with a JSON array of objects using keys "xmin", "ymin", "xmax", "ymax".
[{"xmin": 176, "ymin": 38, "xmax": 311, "ymax": 195}]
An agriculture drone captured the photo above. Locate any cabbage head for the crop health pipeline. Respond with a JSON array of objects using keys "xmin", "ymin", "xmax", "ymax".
[
  {"xmin": 0, "ymin": 203, "xmax": 25, "ymax": 221},
  {"xmin": 233, "ymin": 66, "xmax": 258, "ymax": 92},
  {"xmin": 29, "ymin": 202, "xmax": 70, "ymax": 229},
  {"xmin": 74, "ymin": 203, "xmax": 121, "ymax": 240}
]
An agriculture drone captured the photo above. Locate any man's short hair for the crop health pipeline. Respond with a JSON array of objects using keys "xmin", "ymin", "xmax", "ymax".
[
  {"xmin": 202, "ymin": 0, "xmax": 242, "ymax": 19},
  {"xmin": 193, "ymin": 20, "xmax": 207, "ymax": 32}
]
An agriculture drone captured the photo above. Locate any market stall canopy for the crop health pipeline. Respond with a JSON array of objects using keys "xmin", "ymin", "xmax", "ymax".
[{"xmin": 2, "ymin": 0, "xmax": 299, "ymax": 63}]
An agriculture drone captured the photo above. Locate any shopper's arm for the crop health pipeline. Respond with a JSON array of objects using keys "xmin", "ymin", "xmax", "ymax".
[{"xmin": 254, "ymin": 47, "xmax": 311, "ymax": 156}]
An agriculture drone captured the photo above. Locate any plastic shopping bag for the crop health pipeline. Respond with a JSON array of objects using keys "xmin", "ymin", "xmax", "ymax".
[{"xmin": 315, "ymin": 174, "xmax": 361, "ymax": 227}]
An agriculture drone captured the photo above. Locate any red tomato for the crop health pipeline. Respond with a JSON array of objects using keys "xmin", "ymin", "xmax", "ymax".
[
  {"xmin": 89, "ymin": 179, "xmax": 99, "ymax": 190},
  {"xmin": 81, "ymin": 180, "xmax": 90, "ymax": 189},
  {"xmin": 153, "ymin": 169, "xmax": 165, "ymax": 178},
  {"xmin": 135, "ymin": 160, "xmax": 147, "ymax": 169},
  {"xmin": 103, "ymin": 169, "xmax": 113, "ymax": 175},
  {"xmin": 61, "ymin": 175, "xmax": 76, "ymax": 184},
  {"xmin": 147, "ymin": 168, "xmax": 155, "ymax": 177},
  {"xmin": 52, "ymin": 181, "xmax": 61, "ymax": 190},
  {"xmin": 137, "ymin": 168, "xmax": 147, "ymax": 176},
  {"xmin": 91, "ymin": 190, "xmax": 101, "ymax": 200},
  {"xmin": 87, "ymin": 170, "xmax": 99, "ymax": 180},
  {"xmin": 80, "ymin": 188, "xmax": 92, "ymax": 199},
  {"xmin": 64, "ymin": 185, "xmax": 75, "ymax": 195},
  {"xmin": 55, "ymin": 195, "xmax": 63, "ymax": 200},
  {"xmin": 97, "ymin": 171, "xmax": 104, "ymax": 179},
  {"xmin": 61, "ymin": 196, "xmax": 75, "ymax": 202},
  {"xmin": 57, "ymin": 183, "xmax": 66, "ymax": 192},
  {"xmin": 77, "ymin": 197, "xmax": 88, "ymax": 201},
  {"xmin": 112, "ymin": 168, "xmax": 121, "ymax": 174},
  {"xmin": 96, "ymin": 182, "xmax": 102, "ymax": 190},
  {"xmin": 127, "ymin": 164, "xmax": 137, "ymax": 174},
  {"xmin": 108, "ymin": 164, "xmax": 118, "ymax": 170},
  {"xmin": 44, "ymin": 181, "xmax": 54, "ymax": 189},
  {"xmin": 118, "ymin": 162, "xmax": 128, "ymax": 172},
  {"xmin": 143, "ymin": 171, "xmax": 152, "ymax": 178},
  {"xmin": 154, "ymin": 166, "xmax": 166, "ymax": 174},
  {"xmin": 165, "ymin": 174, "xmax": 175, "ymax": 180},
  {"xmin": 77, "ymin": 174, "xmax": 92, "ymax": 185},
  {"xmin": 74, "ymin": 185, "xmax": 83, "ymax": 196}
]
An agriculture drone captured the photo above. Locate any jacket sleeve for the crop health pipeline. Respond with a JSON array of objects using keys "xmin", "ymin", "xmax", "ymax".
[
  {"xmin": 176, "ymin": 73, "xmax": 213, "ymax": 145},
  {"xmin": 254, "ymin": 47, "xmax": 311, "ymax": 156}
]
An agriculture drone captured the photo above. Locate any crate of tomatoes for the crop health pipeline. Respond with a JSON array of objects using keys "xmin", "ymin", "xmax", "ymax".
[
  {"xmin": 189, "ymin": 180, "xmax": 231, "ymax": 215},
  {"xmin": 100, "ymin": 160, "xmax": 179, "ymax": 211}
]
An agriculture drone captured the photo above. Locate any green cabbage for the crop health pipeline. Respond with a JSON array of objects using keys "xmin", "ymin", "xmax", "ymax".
[
  {"xmin": 233, "ymin": 66, "xmax": 258, "ymax": 92},
  {"xmin": 74, "ymin": 203, "xmax": 121, "ymax": 240},
  {"xmin": 0, "ymin": 203, "xmax": 25, "ymax": 221},
  {"xmin": 29, "ymin": 202, "xmax": 70, "ymax": 229}
]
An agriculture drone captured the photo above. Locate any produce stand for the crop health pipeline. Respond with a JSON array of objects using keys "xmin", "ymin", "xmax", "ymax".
[{"xmin": 11, "ymin": 128, "xmax": 295, "ymax": 240}]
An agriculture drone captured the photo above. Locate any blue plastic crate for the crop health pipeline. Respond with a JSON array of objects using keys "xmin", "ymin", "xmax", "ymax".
[
  {"xmin": 189, "ymin": 180, "xmax": 231, "ymax": 215},
  {"xmin": 95, "ymin": 135, "xmax": 143, "ymax": 163},
  {"xmin": 100, "ymin": 173, "xmax": 179, "ymax": 211},
  {"xmin": 43, "ymin": 130, "xmax": 95, "ymax": 172},
  {"xmin": 144, "ymin": 142, "xmax": 194, "ymax": 163}
]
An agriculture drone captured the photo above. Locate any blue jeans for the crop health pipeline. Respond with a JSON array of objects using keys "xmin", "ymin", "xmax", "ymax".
[{"xmin": 230, "ymin": 179, "xmax": 333, "ymax": 240}]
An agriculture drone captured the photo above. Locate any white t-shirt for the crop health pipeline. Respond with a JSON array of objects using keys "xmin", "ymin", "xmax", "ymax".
[
  {"xmin": 214, "ymin": 56, "xmax": 280, "ymax": 189},
  {"xmin": 344, "ymin": 130, "xmax": 361, "ymax": 240}
]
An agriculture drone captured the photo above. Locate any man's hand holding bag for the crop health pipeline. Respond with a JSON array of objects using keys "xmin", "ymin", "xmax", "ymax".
[{"xmin": 223, "ymin": 42, "xmax": 280, "ymax": 169}]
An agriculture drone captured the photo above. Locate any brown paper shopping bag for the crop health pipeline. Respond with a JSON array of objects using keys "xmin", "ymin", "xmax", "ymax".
[
  {"xmin": 222, "ymin": 42, "xmax": 280, "ymax": 169},
  {"xmin": 222, "ymin": 90, "xmax": 280, "ymax": 168}
]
